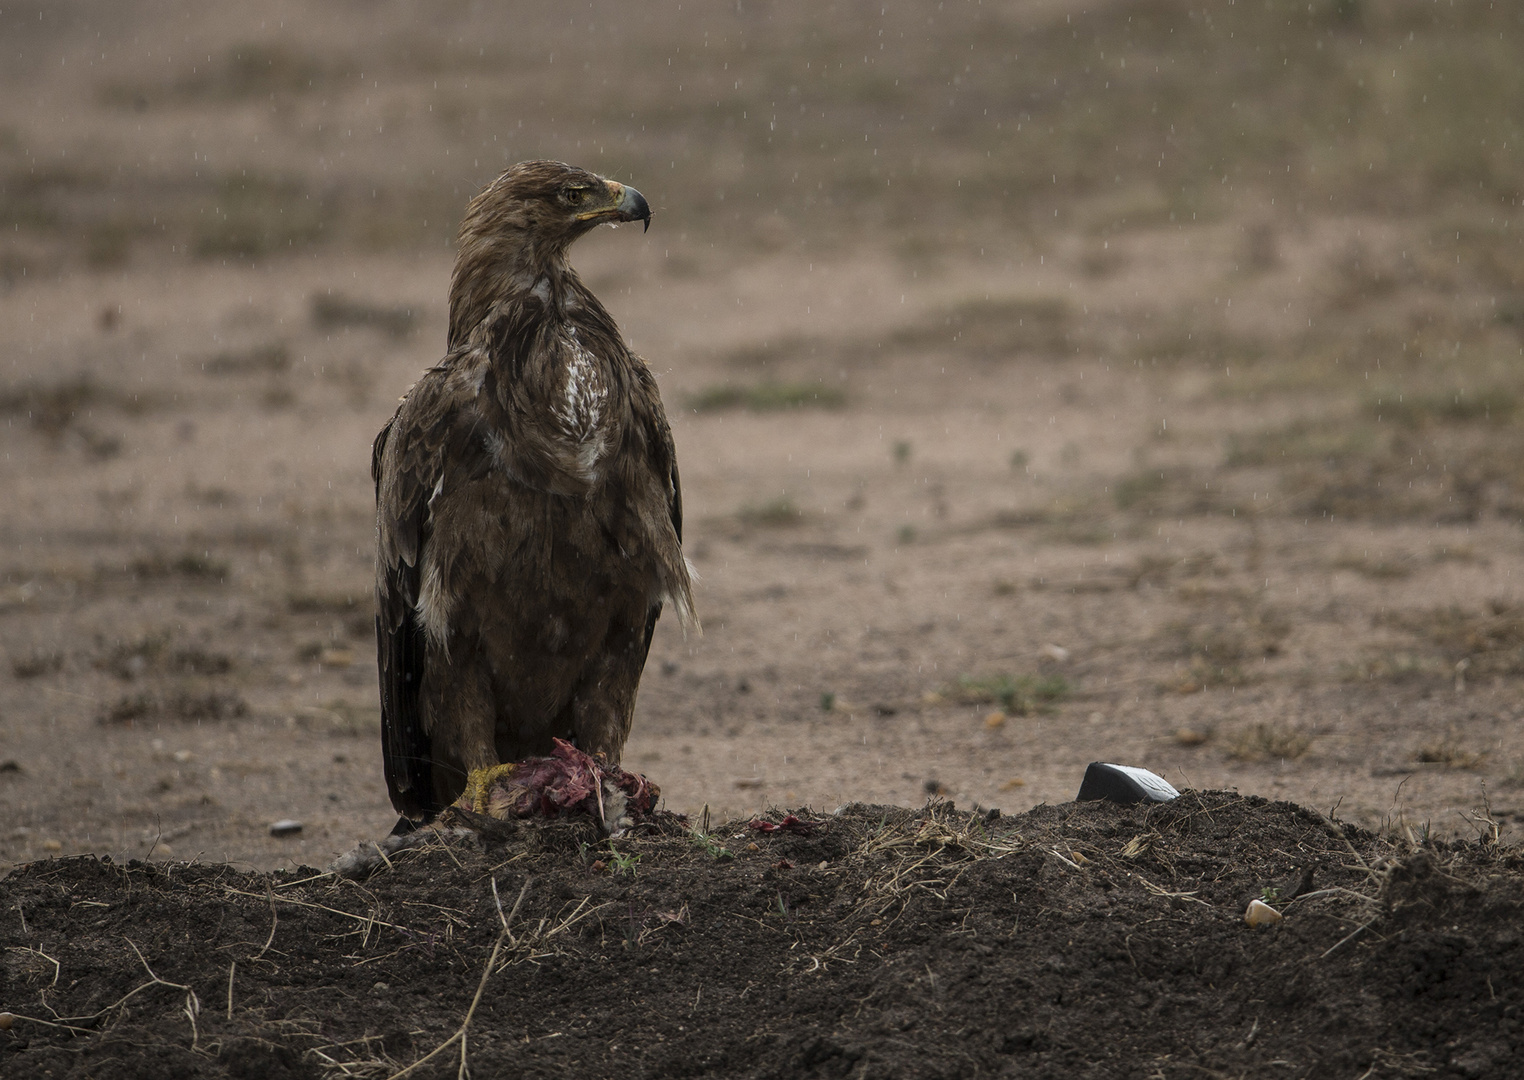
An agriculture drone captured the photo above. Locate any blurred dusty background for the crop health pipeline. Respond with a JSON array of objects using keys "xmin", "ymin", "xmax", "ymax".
[{"xmin": 2, "ymin": 0, "xmax": 1522, "ymax": 871}]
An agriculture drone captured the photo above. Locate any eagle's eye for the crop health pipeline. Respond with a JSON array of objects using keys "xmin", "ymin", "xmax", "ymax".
[{"xmin": 564, "ymin": 187, "xmax": 586, "ymax": 205}]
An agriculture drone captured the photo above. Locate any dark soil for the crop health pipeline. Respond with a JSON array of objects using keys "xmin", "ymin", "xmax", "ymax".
[{"xmin": 3, "ymin": 793, "xmax": 1521, "ymax": 1079}]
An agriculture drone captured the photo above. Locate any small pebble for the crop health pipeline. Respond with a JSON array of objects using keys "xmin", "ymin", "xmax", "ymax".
[
  {"xmin": 269, "ymin": 819, "xmax": 303, "ymax": 837},
  {"xmin": 984, "ymin": 711, "xmax": 1007, "ymax": 730},
  {"xmin": 0, "ymin": 1012, "xmax": 14, "ymax": 1030},
  {"xmin": 1245, "ymin": 899, "xmax": 1283, "ymax": 928}
]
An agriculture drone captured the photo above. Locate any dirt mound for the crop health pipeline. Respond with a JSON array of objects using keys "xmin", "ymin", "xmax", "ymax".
[{"xmin": 2, "ymin": 792, "xmax": 1520, "ymax": 1079}]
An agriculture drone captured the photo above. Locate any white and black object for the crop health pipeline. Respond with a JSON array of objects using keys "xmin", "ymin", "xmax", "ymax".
[{"xmin": 1075, "ymin": 762, "xmax": 1180, "ymax": 804}]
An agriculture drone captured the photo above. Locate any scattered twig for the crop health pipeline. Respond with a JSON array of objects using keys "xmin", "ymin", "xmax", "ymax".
[
  {"xmin": 256, "ymin": 889, "xmax": 280, "ymax": 959},
  {"xmin": 786, "ymin": 933, "xmax": 861, "ymax": 975},
  {"xmin": 371, "ymin": 842, "xmax": 398, "ymax": 874},
  {"xmin": 310, "ymin": 1037, "xmax": 403, "ymax": 1079},
  {"xmin": 1320, "ymin": 917, "xmax": 1378, "ymax": 960},
  {"xmin": 20, "ymin": 939, "xmax": 205, "ymax": 1047},
  {"xmin": 1285, "ymin": 886, "xmax": 1378, "ymax": 907},
  {"xmin": 1460, "ymin": 786, "xmax": 1503, "ymax": 849},
  {"xmin": 496, "ymin": 895, "xmax": 609, "ymax": 969},
  {"xmin": 276, "ymin": 870, "xmax": 337, "ymax": 890},
  {"xmin": 1315, "ymin": 809, "xmax": 1381, "ymax": 884},
  {"xmin": 7, "ymin": 945, "xmax": 60, "ymax": 988},
  {"xmin": 385, "ymin": 932, "xmax": 505, "ymax": 1080},
  {"xmin": 492, "ymin": 876, "xmax": 531, "ymax": 943},
  {"xmin": 1046, "ymin": 848, "xmax": 1086, "ymax": 871},
  {"xmin": 2, "ymin": 1012, "xmax": 97, "ymax": 1037},
  {"xmin": 221, "ymin": 887, "xmax": 418, "ymax": 936},
  {"xmin": 434, "ymin": 829, "xmax": 467, "ymax": 871},
  {"xmin": 1133, "ymin": 873, "xmax": 1211, "ymax": 907}
]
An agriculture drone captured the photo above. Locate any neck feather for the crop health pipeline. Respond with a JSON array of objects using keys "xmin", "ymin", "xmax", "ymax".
[{"xmin": 447, "ymin": 222, "xmax": 572, "ymax": 350}]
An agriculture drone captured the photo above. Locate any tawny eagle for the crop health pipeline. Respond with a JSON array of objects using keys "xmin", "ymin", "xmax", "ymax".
[{"xmin": 372, "ymin": 161, "xmax": 696, "ymax": 834}]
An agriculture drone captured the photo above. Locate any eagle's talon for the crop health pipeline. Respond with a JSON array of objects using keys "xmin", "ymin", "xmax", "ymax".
[{"xmin": 462, "ymin": 763, "xmax": 520, "ymax": 814}]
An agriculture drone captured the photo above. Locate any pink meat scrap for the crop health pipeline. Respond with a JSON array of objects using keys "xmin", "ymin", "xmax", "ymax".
[{"xmin": 747, "ymin": 813, "xmax": 825, "ymax": 836}]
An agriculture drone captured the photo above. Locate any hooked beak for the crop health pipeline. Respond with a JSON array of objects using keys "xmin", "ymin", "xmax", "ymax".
[{"xmin": 601, "ymin": 180, "xmax": 652, "ymax": 233}]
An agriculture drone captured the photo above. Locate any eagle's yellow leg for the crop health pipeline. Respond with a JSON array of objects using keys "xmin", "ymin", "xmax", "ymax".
[{"xmin": 461, "ymin": 763, "xmax": 519, "ymax": 814}]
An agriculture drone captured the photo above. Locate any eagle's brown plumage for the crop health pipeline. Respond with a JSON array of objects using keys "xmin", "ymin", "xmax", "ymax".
[{"xmin": 372, "ymin": 161, "xmax": 695, "ymax": 831}]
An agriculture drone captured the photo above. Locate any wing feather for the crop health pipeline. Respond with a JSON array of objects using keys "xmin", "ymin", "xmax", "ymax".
[
  {"xmin": 636, "ymin": 365, "xmax": 689, "ymax": 665},
  {"xmin": 373, "ymin": 367, "xmax": 488, "ymax": 821}
]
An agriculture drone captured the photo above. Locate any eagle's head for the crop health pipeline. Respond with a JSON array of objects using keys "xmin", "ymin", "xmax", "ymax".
[
  {"xmin": 450, "ymin": 161, "xmax": 650, "ymax": 344},
  {"xmin": 460, "ymin": 160, "xmax": 650, "ymax": 255}
]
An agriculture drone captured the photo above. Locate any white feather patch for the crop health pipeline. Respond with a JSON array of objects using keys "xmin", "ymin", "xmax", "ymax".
[
  {"xmin": 483, "ymin": 429, "xmax": 509, "ymax": 471},
  {"xmin": 663, "ymin": 584, "xmax": 700, "ymax": 636},
  {"xmin": 663, "ymin": 557, "xmax": 701, "ymax": 636},
  {"xmin": 552, "ymin": 327, "xmax": 611, "ymax": 481},
  {"xmin": 417, "ymin": 555, "xmax": 451, "ymax": 654}
]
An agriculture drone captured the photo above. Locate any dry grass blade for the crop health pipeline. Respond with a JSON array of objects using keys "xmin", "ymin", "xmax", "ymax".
[
  {"xmin": 256, "ymin": 888, "xmax": 279, "ymax": 959},
  {"xmin": 385, "ymin": 933, "xmax": 505, "ymax": 1080},
  {"xmin": 1286, "ymin": 886, "xmax": 1381, "ymax": 908},
  {"xmin": 626, "ymin": 903, "xmax": 690, "ymax": 948},
  {"xmin": 850, "ymin": 803, "xmax": 1025, "ymax": 922},
  {"xmin": 1133, "ymin": 873, "xmax": 1211, "ymax": 907},
  {"xmin": 496, "ymin": 895, "xmax": 610, "ymax": 969},
  {"xmin": 309, "ymin": 1035, "xmax": 403, "ymax": 1079},
  {"xmin": 61, "ymin": 938, "xmax": 195, "ymax": 1024},
  {"xmin": 857, "ymin": 802, "xmax": 1021, "ymax": 860},
  {"xmin": 1314, "ymin": 810, "xmax": 1383, "ymax": 885},
  {"xmin": 5, "ymin": 938, "xmax": 205, "ymax": 1046},
  {"xmin": 491, "ymin": 875, "xmax": 530, "ymax": 941},
  {"xmin": 6, "ymin": 945, "xmax": 61, "ymax": 989},
  {"xmin": 369, "ymin": 842, "xmax": 398, "ymax": 875},
  {"xmin": 221, "ymin": 886, "xmax": 419, "ymax": 936},
  {"xmin": 276, "ymin": 871, "xmax": 337, "ymax": 890},
  {"xmin": 913, "ymin": 805, "xmax": 1023, "ymax": 858},
  {"xmin": 1320, "ymin": 917, "xmax": 1378, "ymax": 960},
  {"xmin": 786, "ymin": 933, "xmax": 862, "ymax": 976},
  {"xmin": 311, "ymin": 1048, "xmax": 399, "ymax": 1079},
  {"xmin": 1046, "ymin": 848, "xmax": 1087, "ymax": 872}
]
